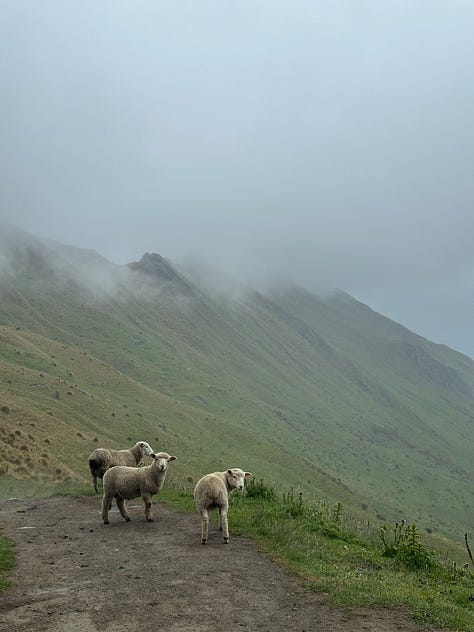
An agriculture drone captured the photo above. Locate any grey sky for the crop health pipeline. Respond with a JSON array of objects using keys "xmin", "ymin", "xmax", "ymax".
[{"xmin": 1, "ymin": 1, "xmax": 473, "ymax": 356}]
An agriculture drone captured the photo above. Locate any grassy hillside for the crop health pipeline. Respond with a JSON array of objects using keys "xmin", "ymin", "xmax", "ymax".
[{"xmin": 0, "ymin": 227, "xmax": 472, "ymax": 549}]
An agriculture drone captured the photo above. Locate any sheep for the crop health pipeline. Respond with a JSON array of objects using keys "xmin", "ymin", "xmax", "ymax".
[
  {"xmin": 88, "ymin": 440, "xmax": 154, "ymax": 493},
  {"xmin": 101, "ymin": 451, "xmax": 177, "ymax": 524},
  {"xmin": 194, "ymin": 468, "xmax": 252, "ymax": 544}
]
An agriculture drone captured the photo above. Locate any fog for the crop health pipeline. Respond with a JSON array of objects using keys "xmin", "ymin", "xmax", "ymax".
[{"xmin": 0, "ymin": 1, "xmax": 473, "ymax": 356}]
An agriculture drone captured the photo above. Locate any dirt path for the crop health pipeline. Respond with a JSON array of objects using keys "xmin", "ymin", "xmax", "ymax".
[{"xmin": 0, "ymin": 496, "xmax": 444, "ymax": 632}]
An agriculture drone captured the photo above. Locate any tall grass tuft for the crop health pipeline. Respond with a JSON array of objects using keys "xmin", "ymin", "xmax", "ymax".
[
  {"xmin": 380, "ymin": 520, "xmax": 436, "ymax": 571},
  {"xmin": 244, "ymin": 477, "xmax": 277, "ymax": 502}
]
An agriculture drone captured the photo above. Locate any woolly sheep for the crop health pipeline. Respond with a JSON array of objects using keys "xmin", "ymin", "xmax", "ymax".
[
  {"xmin": 88, "ymin": 440, "xmax": 154, "ymax": 493},
  {"xmin": 194, "ymin": 468, "xmax": 252, "ymax": 544},
  {"xmin": 101, "ymin": 451, "xmax": 177, "ymax": 524}
]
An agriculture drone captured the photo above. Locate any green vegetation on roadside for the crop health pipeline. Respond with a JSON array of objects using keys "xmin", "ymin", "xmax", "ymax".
[
  {"xmin": 0, "ymin": 533, "xmax": 15, "ymax": 591},
  {"xmin": 161, "ymin": 480, "xmax": 474, "ymax": 632}
]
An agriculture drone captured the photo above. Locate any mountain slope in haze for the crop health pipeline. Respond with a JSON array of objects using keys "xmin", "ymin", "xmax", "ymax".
[{"xmin": 0, "ymin": 226, "xmax": 472, "ymax": 543}]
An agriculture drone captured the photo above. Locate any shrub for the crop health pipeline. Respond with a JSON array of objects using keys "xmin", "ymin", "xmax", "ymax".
[
  {"xmin": 308, "ymin": 500, "xmax": 344, "ymax": 539},
  {"xmin": 244, "ymin": 477, "xmax": 277, "ymax": 502},
  {"xmin": 380, "ymin": 520, "xmax": 436, "ymax": 571},
  {"xmin": 282, "ymin": 487, "xmax": 306, "ymax": 517}
]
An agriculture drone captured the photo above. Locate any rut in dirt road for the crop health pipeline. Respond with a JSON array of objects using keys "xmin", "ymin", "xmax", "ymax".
[{"xmin": 0, "ymin": 496, "xmax": 444, "ymax": 632}]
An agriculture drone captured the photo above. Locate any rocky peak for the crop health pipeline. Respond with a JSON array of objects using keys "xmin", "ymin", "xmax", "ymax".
[{"xmin": 128, "ymin": 252, "xmax": 194, "ymax": 296}]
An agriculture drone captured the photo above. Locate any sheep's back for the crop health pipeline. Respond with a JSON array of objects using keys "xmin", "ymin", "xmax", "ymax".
[
  {"xmin": 194, "ymin": 473, "xmax": 227, "ymax": 508},
  {"xmin": 103, "ymin": 465, "xmax": 143, "ymax": 497},
  {"xmin": 88, "ymin": 448, "xmax": 114, "ymax": 475},
  {"xmin": 114, "ymin": 450, "xmax": 139, "ymax": 467}
]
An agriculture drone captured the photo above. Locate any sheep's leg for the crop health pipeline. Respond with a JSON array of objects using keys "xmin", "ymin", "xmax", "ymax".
[
  {"xmin": 218, "ymin": 507, "xmax": 222, "ymax": 530},
  {"xmin": 220, "ymin": 507, "xmax": 229, "ymax": 543},
  {"xmin": 102, "ymin": 494, "xmax": 113, "ymax": 524},
  {"xmin": 199, "ymin": 508, "xmax": 209, "ymax": 544},
  {"xmin": 93, "ymin": 475, "xmax": 98, "ymax": 494},
  {"xmin": 116, "ymin": 497, "xmax": 131, "ymax": 522},
  {"xmin": 142, "ymin": 494, "xmax": 153, "ymax": 522}
]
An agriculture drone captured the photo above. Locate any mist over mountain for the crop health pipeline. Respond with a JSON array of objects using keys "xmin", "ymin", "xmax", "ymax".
[{"xmin": 0, "ymin": 226, "xmax": 473, "ymax": 544}]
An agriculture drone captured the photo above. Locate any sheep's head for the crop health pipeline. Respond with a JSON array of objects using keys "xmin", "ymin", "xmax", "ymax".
[
  {"xmin": 226, "ymin": 468, "xmax": 252, "ymax": 491},
  {"xmin": 151, "ymin": 452, "xmax": 177, "ymax": 472},
  {"xmin": 137, "ymin": 441, "xmax": 154, "ymax": 456}
]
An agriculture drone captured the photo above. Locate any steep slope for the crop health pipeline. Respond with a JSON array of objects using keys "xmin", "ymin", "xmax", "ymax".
[
  {"xmin": 264, "ymin": 288, "xmax": 473, "ymax": 534},
  {"xmin": 0, "ymin": 226, "xmax": 472, "ymax": 542}
]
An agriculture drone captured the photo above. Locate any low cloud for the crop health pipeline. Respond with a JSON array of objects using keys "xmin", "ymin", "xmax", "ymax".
[{"xmin": 1, "ymin": 1, "xmax": 473, "ymax": 355}]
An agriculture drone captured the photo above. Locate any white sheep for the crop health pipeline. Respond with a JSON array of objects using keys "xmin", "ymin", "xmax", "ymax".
[
  {"xmin": 101, "ymin": 451, "xmax": 177, "ymax": 524},
  {"xmin": 194, "ymin": 468, "xmax": 252, "ymax": 544},
  {"xmin": 88, "ymin": 440, "xmax": 154, "ymax": 493}
]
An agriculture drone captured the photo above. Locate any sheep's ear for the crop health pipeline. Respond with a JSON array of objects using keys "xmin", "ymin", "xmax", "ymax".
[
  {"xmin": 244, "ymin": 472, "xmax": 252, "ymax": 478},
  {"xmin": 226, "ymin": 469, "xmax": 233, "ymax": 475},
  {"xmin": 150, "ymin": 453, "xmax": 156, "ymax": 459},
  {"xmin": 168, "ymin": 455, "xmax": 177, "ymax": 461}
]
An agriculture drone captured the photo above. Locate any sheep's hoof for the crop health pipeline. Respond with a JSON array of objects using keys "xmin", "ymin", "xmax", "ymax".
[
  {"xmin": 103, "ymin": 520, "xmax": 109, "ymax": 525},
  {"xmin": 201, "ymin": 539, "xmax": 207, "ymax": 545},
  {"xmin": 125, "ymin": 517, "xmax": 131, "ymax": 522},
  {"xmin": 146, "ymin": 518, "xmax": 153, "ymax": 522},
  {"xmin": 223, "ymin": 537, "xmax": 229, "ymax": 544}
]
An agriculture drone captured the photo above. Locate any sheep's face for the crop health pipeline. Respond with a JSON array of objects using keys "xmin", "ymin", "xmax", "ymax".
[
  {"xmin": 226, "ymin": 468, "xmax": 252, "ymax": 491},
  {"xmin": 152, "ymin": 452, "xmax": 177, "ymax": 472},
  {"xmin": 138, "ymin": 441, "xmax": 154, "ymax": 456}
]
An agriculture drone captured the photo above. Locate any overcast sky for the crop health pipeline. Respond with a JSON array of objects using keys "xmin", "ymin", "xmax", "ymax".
[{"xmin": 1, "ymin": 1, "xmax": 473, "ymax": 357}]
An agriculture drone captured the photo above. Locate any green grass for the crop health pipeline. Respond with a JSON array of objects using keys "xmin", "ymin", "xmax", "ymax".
[
  {"xmin": 161, "ymin": 480, "xmax": 474, "ymax": 631},
  {"xmin": 0, "ymin": 533, "xmax": 15, "ymax": 591}
]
